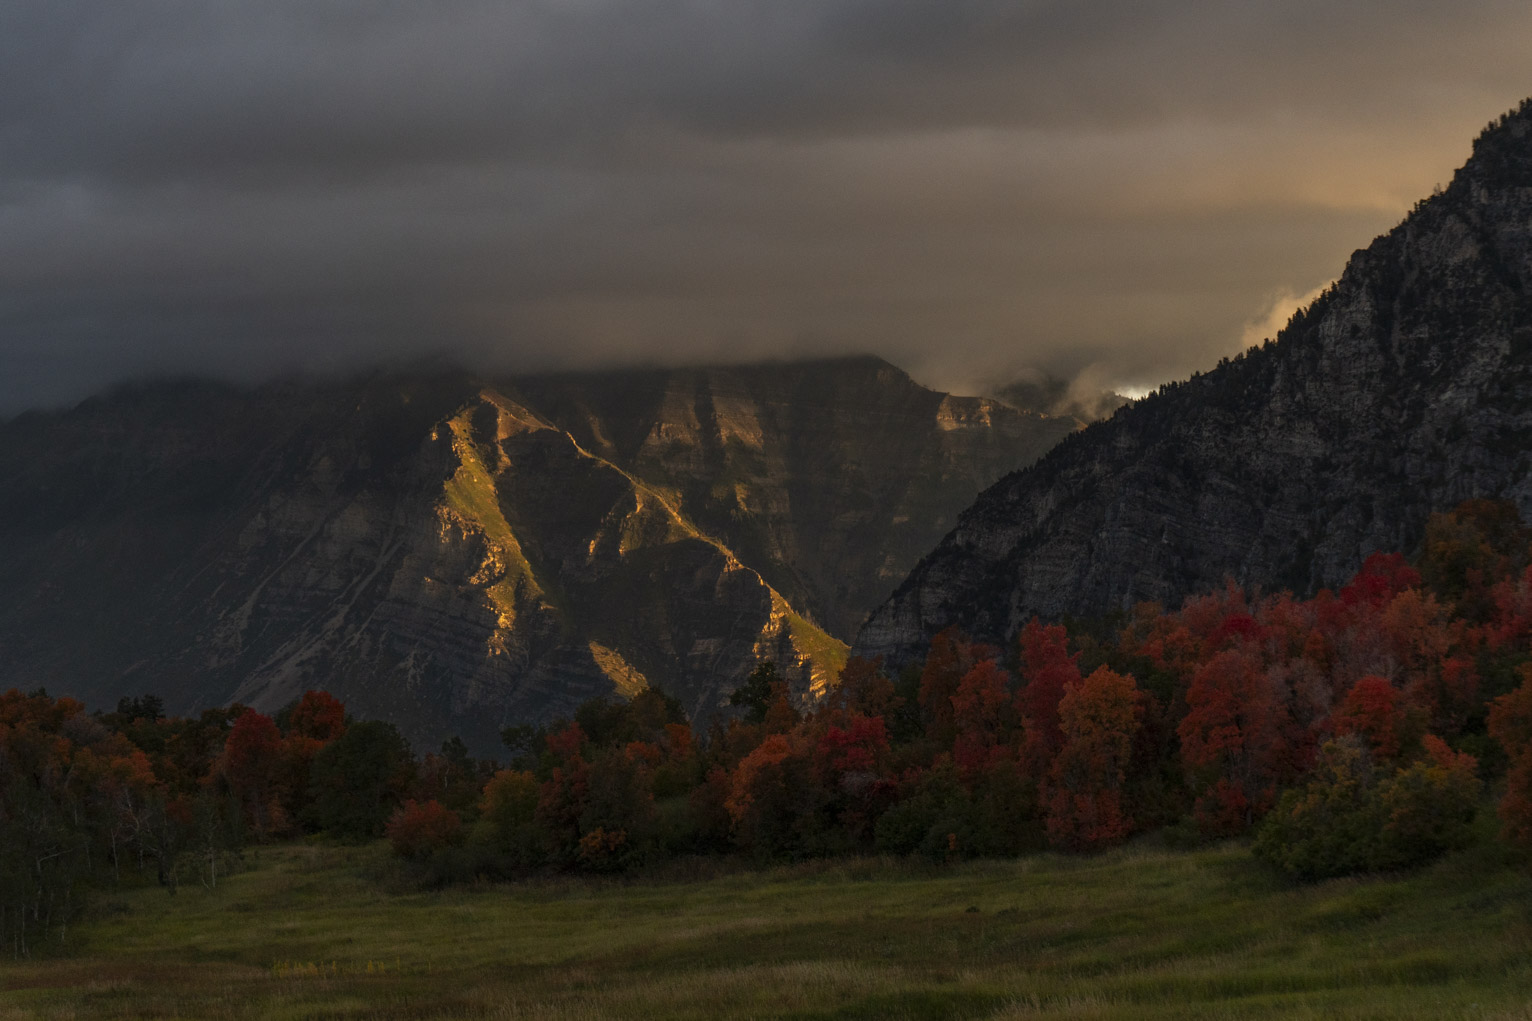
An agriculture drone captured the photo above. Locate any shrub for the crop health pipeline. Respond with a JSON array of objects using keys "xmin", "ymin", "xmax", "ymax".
[
  {"xmin": 576, "ymin": 827, "xmax": 629, "ymax": 870},
  {"xmin": 1376, "ymin": 737, "xmax": 1482, "ymax": 866},
  {"xmin": 1255, "ymin": 736, "xmax": 1479, "ymax": 880},
  {"xmin": 472, "ymin": 769, "xmax": 545, "ymax": 867},
  {"xmin": 386, "ymin": 800, "xmax": 464, "ymax": 860},
  {"xmin": 873, "ymin": 763, "xmax": 971, "ymax": 860}
]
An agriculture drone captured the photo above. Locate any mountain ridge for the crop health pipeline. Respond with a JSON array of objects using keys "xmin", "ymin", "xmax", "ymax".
[
  {"xmin": 0, "ymin": 356, "xmax": 1074, "ymax": 750},
  {"xmin": 856, "ymin": 98, "xmax": 1532, "ymax": 665}
]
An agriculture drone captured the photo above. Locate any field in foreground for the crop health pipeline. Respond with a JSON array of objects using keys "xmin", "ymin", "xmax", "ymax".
[{"xmin": 5, "ymin": 839, "xmax": 1532, "ymax": 1020}]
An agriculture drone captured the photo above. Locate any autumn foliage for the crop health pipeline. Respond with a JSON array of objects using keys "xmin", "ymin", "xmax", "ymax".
[
  {"xmin": 0, "ymin": 686, "xmax": 367, "ymax": 955},
  {"xmin": 473, "ymin": 504, "xmax": 1517, "ymax": 871},
  {"xmin": 1043, "ymin": 667, "xmax": 1144, "ymax": 850},
  {"xmin": 12, "ymin": 499, "xmax": 1532, "ymax": 932},
  {"xmin": 1488, "ymin": 667, "xmax": 1532, "ymax": 849},
  {"xmin": 386, "ymin": 799, "xmax": 464, "ymax": 859}
]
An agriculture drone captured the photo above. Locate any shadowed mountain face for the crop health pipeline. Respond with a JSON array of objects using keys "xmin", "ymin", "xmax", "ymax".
[
  {"xmin": 508, "ymin": 359, "xmax": 1075, "ymax": 639},
  {"xmin": 857, "ymin": 101, "xmax": 1532, "ymax": 667},
  {"xmin": 0, "ymin": 357, "xmax": 1072, "ymax": 751}
]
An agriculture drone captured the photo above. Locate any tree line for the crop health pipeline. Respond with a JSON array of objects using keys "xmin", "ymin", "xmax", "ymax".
[
  {"xmin": 7, "ymin": 500, "xmax": 1532, "ymax": 954},
  {"xmin": 0, "ymin": 685, "xmax": 491, "ymax": 956}
]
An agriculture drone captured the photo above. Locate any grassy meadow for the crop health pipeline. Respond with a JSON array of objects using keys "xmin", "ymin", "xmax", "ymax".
[{"xmin": 5, "ymin": 836, "xmax": 1532, "ymax": 1020}]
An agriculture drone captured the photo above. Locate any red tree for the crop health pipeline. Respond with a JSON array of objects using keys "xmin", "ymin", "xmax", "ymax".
[
  {"xmin": 221, "ymin": 710, "xmax": 284, "ymax": 836},
  {"xmin": 1177, "ymin": 648, "xmax": 1288, "ymax": 835},
  {"xmin": 918, "ymin": 629, "xmax": 987, "ymax": 748},
  {"xmin": 287, "ymin": 690, "xmax": 346, "ymax": 741},
  {"xmin": 1489, "ymin": 669, "xmax": 1532, "ymax": 850},
  {"xmin": 816, "ymin": 715, "xmax": 889, "ymax": 776},
  {"xmin": 1341, "ymin": 552, "xmax": 1422, "ymax": 608},
  {"xmin": 546, "ymin": 722, "xmax": 586, "ymax": 764},
  {"xmin": 1042, "ymin": 666, "xmax": 1145, "ymax": 851},
  {"xmin": 1016, "ymin": 618, "xmax": 1080, "ymax": 777},
  {"xmin": 951, "ymin": 659, "xmax": 1015, "ymax": 782},
  {"xmin": 386, "ymin": 799, "xmax": 464, "ymax": 859},
  {"xmin": 830, "ymin": 657, "xmax": 897, "ymax": 717},
  {"xmin": 1332, "ymin": 676, "xmax": 1406, "ymax": 761},
  {"xmin": 725, "ymin": 732, "xmax": 815, "ymax": 855}
]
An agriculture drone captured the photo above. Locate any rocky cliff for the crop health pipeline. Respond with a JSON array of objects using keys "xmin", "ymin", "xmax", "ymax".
[
  {"xmin": 858, "ymin": 99, "xmax": 1532, "ymax": 665},
  {"xmin": 0, "ymin": 357, "xmax": 1071, "ymax": 750},
  {"xmin": 509, "ymin": 359, "xmax": 1072, "ymax": 638}
]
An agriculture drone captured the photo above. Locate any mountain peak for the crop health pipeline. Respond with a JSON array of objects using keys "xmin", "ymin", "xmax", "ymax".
[{"xmin": 856, "ymin": 97, "xmax": 1532, "ymax": 666}]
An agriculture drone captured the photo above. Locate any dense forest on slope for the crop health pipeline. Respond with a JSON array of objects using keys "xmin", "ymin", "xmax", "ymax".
[{"xmin": 859, "ymin": 99, "xmax": 1532, "ymax": 666}]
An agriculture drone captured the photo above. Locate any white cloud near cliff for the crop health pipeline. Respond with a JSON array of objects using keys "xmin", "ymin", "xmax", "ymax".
[{"xmin": 1240, "ymin": 283, "xmax": 1334, "ymax": 352}]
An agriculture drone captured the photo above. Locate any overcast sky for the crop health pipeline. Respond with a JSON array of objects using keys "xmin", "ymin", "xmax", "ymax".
[{"xmin": 2, "ymin": 1, "xmax": 1530, "ymax": 412}]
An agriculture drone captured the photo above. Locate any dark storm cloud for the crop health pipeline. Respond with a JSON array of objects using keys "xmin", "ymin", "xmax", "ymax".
[{"xmin": 2, "ymin": 1, "xmax": 1530, "ymax": 410}]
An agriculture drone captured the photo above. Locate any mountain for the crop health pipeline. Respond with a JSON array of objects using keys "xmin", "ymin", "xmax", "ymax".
[
  {"xmin": 508, "ymin": 359, "xmax": 1075, "ymax": 639},
  {"xmin": 857, "ymin": 100, "xmax": 1532, "ymax": 665},
  {"xmin": 0, "ymin": 357, "xmax": 1073, "ymax": 750},
  {"xmin": 989, "ymin": 375, "xmax": 1129, "ymax": 427}
]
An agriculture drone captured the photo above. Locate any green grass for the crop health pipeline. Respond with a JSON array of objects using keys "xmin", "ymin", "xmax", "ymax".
[
  {"xmin": 780, "ymin": 601, "xmax": 851, "ymax": 697},
  {"xmin": 7, "ymin": 839, "xmax": 1532, "ymax": 1020}
]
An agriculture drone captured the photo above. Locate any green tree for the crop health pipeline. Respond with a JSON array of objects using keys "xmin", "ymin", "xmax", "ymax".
[
  {"xmin": 1255, "ymin": 736, "xmax": 1481, "ymax": 880},
  {"xmin": 473, "ymin": 769, "xmax": 545, "ymax": 868},
  {"xmin": 729, "ymin": 661, "xmax": 780, "ymax": 724},
  {"xmin": 307, "ymin": 721, "xmax": 415, "ymax": 840}
]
